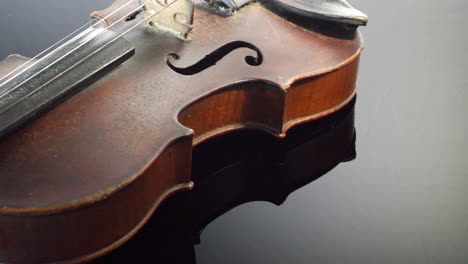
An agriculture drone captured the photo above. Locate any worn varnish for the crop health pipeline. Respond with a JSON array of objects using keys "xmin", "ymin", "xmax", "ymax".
[{"xmin": 0, "ymin": 3, "xmax": 363, "ymax": 263}]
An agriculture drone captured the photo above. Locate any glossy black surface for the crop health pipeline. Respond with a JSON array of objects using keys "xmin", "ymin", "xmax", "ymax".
[{"xmin": 1, "ymin": 1, "xmax": 467, "ymax": 264}]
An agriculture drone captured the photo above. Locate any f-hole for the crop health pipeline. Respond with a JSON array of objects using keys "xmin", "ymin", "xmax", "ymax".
[{"xmin": 166, "ymin": 41, "xmax": 263, "ymax": 76}]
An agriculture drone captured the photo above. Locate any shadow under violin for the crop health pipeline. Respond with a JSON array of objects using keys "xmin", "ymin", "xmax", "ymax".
[{"xmin": 92, "ymin": 97, "xmax": 357, "ymax": 264}]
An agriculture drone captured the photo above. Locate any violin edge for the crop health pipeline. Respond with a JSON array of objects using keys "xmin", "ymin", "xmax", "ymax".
[{"xmin": 63, "ymin": 182, "xmax": 195, "ymax": 264}]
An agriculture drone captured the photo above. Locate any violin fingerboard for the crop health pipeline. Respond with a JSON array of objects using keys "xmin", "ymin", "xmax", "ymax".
[{"xmin": 0, "ymin": 28, "xmax": 135, "ymax": 140}]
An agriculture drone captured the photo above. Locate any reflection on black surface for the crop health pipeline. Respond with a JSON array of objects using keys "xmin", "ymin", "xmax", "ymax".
[{"xmin": 93, "ymin": 98, "xmax": 357, "ymax": 264}]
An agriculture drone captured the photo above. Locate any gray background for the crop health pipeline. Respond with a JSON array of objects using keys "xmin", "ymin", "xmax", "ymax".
[{"xmin": 1, "ymin": 0, "xmax": 467, "ymax": 263}]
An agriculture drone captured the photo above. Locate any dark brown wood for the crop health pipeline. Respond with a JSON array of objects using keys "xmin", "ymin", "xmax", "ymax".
[{"xmin": 0, "ymin": 2, "xmax": 363, "ymax": 263}]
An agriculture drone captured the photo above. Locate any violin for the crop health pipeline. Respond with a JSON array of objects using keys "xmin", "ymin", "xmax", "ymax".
[{"xmin": 0, "ymin": 0, "xmax": 367, "ymax": 263}]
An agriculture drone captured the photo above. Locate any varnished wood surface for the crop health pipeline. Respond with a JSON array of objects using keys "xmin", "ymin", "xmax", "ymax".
[
  {"xmin": 0, "ymin": 2, "xmax": 363, "ymax": 263},
  {"xmin": 0, "ymin": 138, "xmax": 193, "ymax": 264}
]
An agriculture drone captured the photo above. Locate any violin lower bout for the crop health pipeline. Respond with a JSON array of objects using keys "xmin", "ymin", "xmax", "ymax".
[{"xmin": 0, "ymin": 137, "xmax": 193, "ymax": 264}]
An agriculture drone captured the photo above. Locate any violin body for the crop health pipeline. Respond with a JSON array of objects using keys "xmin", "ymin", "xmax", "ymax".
[{"xmin": 0, "ymin": 1, "xmax": 365, "ymax": 263}]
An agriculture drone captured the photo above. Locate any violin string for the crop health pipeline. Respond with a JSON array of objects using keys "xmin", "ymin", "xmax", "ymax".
[
  {"xmin": 0, "ymin": 0, "xmax": 142, "ymax": 98},
  {"xmin": 0, "ymin": 0, "xmax": 140, "ymax": 88},
  {"xmin": 0, "ymin": 22, "xmax": 92, "ymax": 83},
  {"xmin": 0, "ymin": 0, "xmax": 178, "ymax": 114}
]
